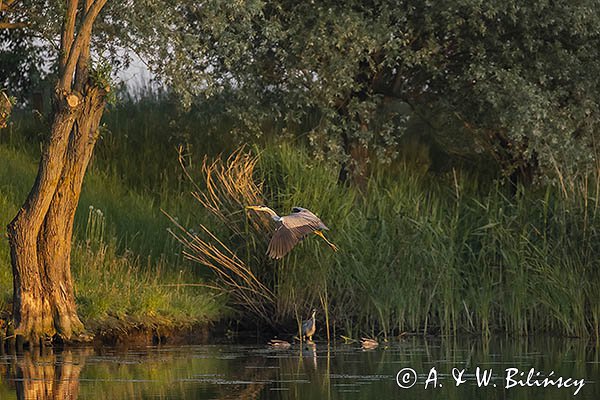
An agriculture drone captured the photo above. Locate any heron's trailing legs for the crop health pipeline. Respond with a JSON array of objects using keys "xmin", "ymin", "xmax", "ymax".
[{"xmin": 314, "ymin": 230, "xmax": 338, "ymax": 252}]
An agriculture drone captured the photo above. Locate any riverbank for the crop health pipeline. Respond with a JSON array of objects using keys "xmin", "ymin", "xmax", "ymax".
[
  {"xmin": 1, "ymin": 102, "xmax": 599, "ymax": 341},
  {"xmin": 0, "ymin": 142, "xmax": 226, "ymax": 338}
]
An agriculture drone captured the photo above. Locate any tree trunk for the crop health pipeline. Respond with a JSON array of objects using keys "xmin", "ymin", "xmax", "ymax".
[
  {"xmin": 5, "ymin": 0, "xmax": 108, "ymax": 345},
  {"xmin": 7, "ymin": 99, "xmax": 78, "ymax": 343},
  {"xmin": 39, "ymin": 86, "xmax": 106, "ymax": 339},
  {"xmin": 7, "ymin": 85, "xmax": 107, "ymax": 344},
  {"xmin": 0, "ymin": 91, "xmax": 12, "ymax": 128}
]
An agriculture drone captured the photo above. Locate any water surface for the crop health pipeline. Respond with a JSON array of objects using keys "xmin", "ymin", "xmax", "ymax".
[{"xmin": 0, "ymin": 337, "xmax": 597, "ymax": 399}]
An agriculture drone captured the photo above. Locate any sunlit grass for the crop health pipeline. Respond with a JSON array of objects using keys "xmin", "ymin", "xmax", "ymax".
[
  {"xmin": 2, "ymin": 94, "xmax": 598, "ymax": 339},
  {"xmin": 0, "ymin": 144, "xmax": 224, "ymax": 332}
]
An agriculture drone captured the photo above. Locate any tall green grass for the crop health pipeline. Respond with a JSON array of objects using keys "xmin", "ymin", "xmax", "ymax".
[
  {"xmin": 2, "ymin": 95, "xmax": 598, "ymax": 339},
  {"xmin": 181, "ymin": 142, "xmax": 599, "ymax": 339},
  {"xmin": 0, "ymin": 143, "xmax": 224, "ymax": 332}
]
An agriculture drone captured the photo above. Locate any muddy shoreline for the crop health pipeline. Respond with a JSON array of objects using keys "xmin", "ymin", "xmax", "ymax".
[
  {"xmin": 92, "ymin": 323, "xmax": 213, "ymax": 347},
  {"xmin": 0, "ymin": 319, "xmax": 219, "ymax": 350}
]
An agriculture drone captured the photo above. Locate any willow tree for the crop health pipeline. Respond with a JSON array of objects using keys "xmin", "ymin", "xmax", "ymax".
[
  {"xmin": 165, "ymin": 1, "xmax": 600, "ymax": 182},
  {"xmin": 1, "ymin": 0, "xmax": 110, "ymax": 344},
  {"xmin": 1, "ymin": 0, "xmax": 201, "ymax": 344}
]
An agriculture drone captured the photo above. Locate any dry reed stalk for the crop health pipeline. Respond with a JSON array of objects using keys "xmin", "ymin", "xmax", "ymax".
[
  {"xmin": 168, "ymin": 147, "xmax": 276, "ymax": 323},
  {"xmin": 180, "ymin": 147, "xmax": 272, "ymax": 235}
]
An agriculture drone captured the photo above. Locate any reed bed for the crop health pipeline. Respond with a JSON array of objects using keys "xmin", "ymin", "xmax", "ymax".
[
  {"xmin": 176, "ymin": 144, "xmax": 600, "ymax": 339},
  {"xmin": 3, "ymin": 98, "xmax": 598, "ymax": 339}
]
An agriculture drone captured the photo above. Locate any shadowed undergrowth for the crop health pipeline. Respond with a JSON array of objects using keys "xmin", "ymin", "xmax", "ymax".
[{"xmin": 1, "ymin": 99, "xmax": 598, "ymax": 340}]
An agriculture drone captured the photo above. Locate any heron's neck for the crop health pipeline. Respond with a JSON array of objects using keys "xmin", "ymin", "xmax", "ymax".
[{"xmin": 265, "ymin": 208, "xmax": 281, "ymax": 221}]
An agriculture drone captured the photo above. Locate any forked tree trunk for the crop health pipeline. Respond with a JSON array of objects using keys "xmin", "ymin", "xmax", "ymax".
[
  {"xmin": 7, "ymin": 102, "xmax": 79, "ymax": 343},
  {"xmin": 7, "ymin": 86, "xmax": 107, "ymax": 343},
  {"xmin": 38, "ymin": 87, "xmax": 107, "ymax": 339},
  {"xmin": 6, "ymin": 0, "xmax": 108, "ymax": 344}
]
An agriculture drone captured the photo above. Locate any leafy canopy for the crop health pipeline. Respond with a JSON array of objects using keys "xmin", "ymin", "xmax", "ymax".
[
  {"xmin": 155, "ymin": 0, "xmax": 600, "ymax": 180},
  {"xmin": 3, "ymin": 1, "xmax": 600, "ymax": 180}
]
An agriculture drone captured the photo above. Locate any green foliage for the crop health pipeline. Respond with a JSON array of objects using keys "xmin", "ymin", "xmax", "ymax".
[
  {"xmin": 6, "ymin": 1, "xmax": 600, "ymax": 182},
  {"xmin": 89, "ymin": 62, "xmax": 116, "ymax": 103},
  {"xmin": 185, "ymin": 143, "xmax": 599, "ymax": 338},
  {"xmin": 161, "ymin": 0, "xmax": 600, "ymax": 182},
  {"xmin": 0, "ymin": 29, "xmax": 48, "ymax": 102},
  {"xmin": 90, "ymin": 63, "xmax": 112, "ymax": 88}
]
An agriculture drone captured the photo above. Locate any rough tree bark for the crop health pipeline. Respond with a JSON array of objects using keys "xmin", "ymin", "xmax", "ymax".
[
  {"xmin": 6, "ymin": 0, "xmax": 108, "ymax": 344},
  {"xmin": 0, "ymin": 91, "xmax": 12, "ymax": 128}
]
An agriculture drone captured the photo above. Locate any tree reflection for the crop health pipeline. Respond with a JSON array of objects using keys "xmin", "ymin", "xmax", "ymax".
[
  {"xmin": 6, "ymin": 348, "xmax": 91, "ymax": 400},
  {"xmin": 0, "ymin": 338, "xmax": 592, "ymax": 400}
]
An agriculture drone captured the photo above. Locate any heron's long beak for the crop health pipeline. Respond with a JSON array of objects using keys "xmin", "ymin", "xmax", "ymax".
[
  {"xmin": 245, "ymin": 205, "xmax": 261, "ymax": 211},
  {"xmin": 314, "ymin": 230, "xmax": 338, "ymax": 252}
]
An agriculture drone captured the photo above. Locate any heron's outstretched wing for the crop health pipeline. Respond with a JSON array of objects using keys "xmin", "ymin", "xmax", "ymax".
[
  {"xmin": 287, "ymin": 208, "xmax": 329, "ymax": 231},
  {"xmin": 266, "ymin": 208, "xmax": 327, "ymax": 259},
  {"xmin": 267, "ymin": 225, "xmax": 298, "ymax": 259}
]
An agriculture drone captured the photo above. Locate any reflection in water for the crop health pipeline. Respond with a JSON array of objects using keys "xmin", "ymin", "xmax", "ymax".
[
  {"xmin": 302, "ymin": 342, "xmax": 317, "ymax": 370},
  {"xmin": 0, "ymin": 337, "xmax": 596, "ymax": 399},
  {"xmin": 1, "ymin": 348, "xmax": 92, "ymax": 400}
]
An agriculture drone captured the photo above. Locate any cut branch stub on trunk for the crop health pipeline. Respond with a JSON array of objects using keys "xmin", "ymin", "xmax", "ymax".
[{"xmin": 66, "ymin": 93, "xmax": 80, "ymax": 108}]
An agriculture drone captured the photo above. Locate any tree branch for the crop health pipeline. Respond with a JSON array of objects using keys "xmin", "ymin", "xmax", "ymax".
[
  {"xmin": 0, "ymin": 0, "xmax": 19, "ymax": 12},
  {"xmin": 74, "ymin": 0, "xmax": 93, "ymax": 92},
  {"xmin": 0, "ymin": 1, "xmax": 29, "ymax": 30},
  {"xmin": 59, "ymin": 0, "xmax": 79, "ymax": 74},
  {"xmin": 0, "ymin": 21, "xmax": 27, "ymax": 29},
  {"xmin": 59, "ymin": 0, "xmax": 107, "ymax": 92}
]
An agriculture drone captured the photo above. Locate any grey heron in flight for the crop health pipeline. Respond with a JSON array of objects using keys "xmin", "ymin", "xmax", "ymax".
[{"xmin": 245, "ymin": 205, "xmax": 338, "ymax": 259}]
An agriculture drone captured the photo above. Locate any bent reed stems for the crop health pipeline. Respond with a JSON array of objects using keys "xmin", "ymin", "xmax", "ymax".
[{"xmin": 170, "ymin": 144, "xmax": 599, "ymax": 340}]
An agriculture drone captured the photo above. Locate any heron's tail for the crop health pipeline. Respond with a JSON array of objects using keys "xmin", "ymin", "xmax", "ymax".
[{"xmin": 314, "ymin": 230, "xmax": 338, "ymax": 252}]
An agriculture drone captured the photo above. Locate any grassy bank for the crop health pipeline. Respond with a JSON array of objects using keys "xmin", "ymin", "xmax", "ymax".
[
  {"xmin": 2, "ymin": 98, "xmax": 598, "ymax": 341},
  {"xmin": 0, "ymin": 142, "xmax": 224, "ymax": 334}
]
